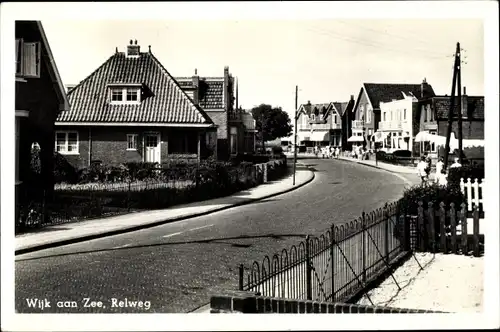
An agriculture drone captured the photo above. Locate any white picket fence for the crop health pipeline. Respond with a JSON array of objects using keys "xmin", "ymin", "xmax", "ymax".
[{"xmin": 460, "ymin": 178, "xmax": 484, "ymax": 212}]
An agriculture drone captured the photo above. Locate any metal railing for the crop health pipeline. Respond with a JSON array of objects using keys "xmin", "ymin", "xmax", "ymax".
[
  {"xmin": 239, "ymin": 202, "xmax": 406, "ymax": 303},
  {"xmin": 378, "ymin": 121, "xmax": 403, "ymax": 131},
  {"xmin": 352, "ymin": 120, "xmax": 364, "ymax": 129}
]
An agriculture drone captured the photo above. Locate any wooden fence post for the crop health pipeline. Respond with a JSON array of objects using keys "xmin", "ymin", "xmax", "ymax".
[
  {"xmin": 439, "ymin": 202, "xmax": 447, "ymax": 254},
  {"xmin": 427, "ymin": 202, "xmax": 435, "ymax": 253},
  {"xmin": 460, "ymin": 203, "xmax": 468, "ymax": 255},
  {"xmin": 449, "ymin": 203, "xmax": 457, "ymax": 254},
  {"xmin": 473, "ymin": 205, "xmax": 480, "ymax": 257},
  {"xmin": 417, "ymin": 201, "xmax": 425, "ymax": 252}
]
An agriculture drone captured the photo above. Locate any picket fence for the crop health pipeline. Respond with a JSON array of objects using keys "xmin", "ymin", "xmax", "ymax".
[{"xmin": 460, "ymin": 178, "xmax": 484, "ymax": 213}]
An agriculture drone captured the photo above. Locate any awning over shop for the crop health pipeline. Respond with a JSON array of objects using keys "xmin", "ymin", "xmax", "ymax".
[
  {"xmin": 297, "ymin": 132, "xmax": 310, "ymax": 141},
  {"xmin": 310, "ymin": 131, "xmax": 330, "ymax": 142},
  {"xmin": 347, "ymin": 135, "xmax": 364, "ymax": 142},
  {"xmin": 372, "ymin": 131, "xmax": 388, "ymax": 142}
]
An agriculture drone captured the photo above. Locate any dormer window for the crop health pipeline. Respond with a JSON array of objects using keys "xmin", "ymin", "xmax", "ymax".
[
  {"xmin": 126, "ymin": 88, "xmax": 139, "ymax": 101},
  {"xmin": 109, "ymin": 84, "xmax": 142, "ymax": 105}
]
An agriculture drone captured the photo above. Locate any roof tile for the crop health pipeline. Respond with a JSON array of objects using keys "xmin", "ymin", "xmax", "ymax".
[{"xmin": 364, "ymin": 83, "xmax": 436, "ymax": 109}]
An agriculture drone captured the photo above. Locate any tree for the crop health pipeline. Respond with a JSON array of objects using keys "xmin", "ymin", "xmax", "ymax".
[{"xmin": 251, "ymin": 104, "xmax": 293, "ymax": 153}]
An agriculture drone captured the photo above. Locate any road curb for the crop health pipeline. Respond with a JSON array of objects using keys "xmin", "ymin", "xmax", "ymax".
[
  {"xmin": 337, "ymin": 158, "xmax": 415, "ymax": 186},
  {"xmin": 15, "ymin": 170, "xmax": 316, "ymax": 256}
]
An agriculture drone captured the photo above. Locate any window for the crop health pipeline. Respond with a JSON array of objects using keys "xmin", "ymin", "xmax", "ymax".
[
  {"xmin": 404, "ymin": 109, "xmax": 407, "ymax": 120},
  {"xmin": 127, "ymin": 134, "xmax": 138, "ymax": 150},
  {"xmin": 383, "ymin": 112, "xmax": 386, "ymax": 122},
  {"xmin": 366, "ymin": 105, "xmax": 371, "ymax": 123},
  {"xmin": 333, "ymin": 115, "xmax": 337, "ymax": 124},
  {"xmin": 311, "ymin": 114, "xmax": 316, "ymax": 121},
  {"xmin": 168, "ymin": 132, "xmax": 197, "ymax": 154},
  {"xmin": 423, "ymin": 105, "xmax": 427, "ymax": 122},
  {"xmin": 368, "ymin": 129, "xmax": 373, "ymax": 135},
  {"xmin": 429, "ymin": 105, "xmax": 434, "ymax": 121},
  {"xmin": 16, "ymin": 39, "xmax": 41, "ymax": 77},
  {"xmin": 230, "ymin": 127, "xmax": 238, "ymax": 154},
  {"xmin": 55, "ymin": 131, "xmax": 79, "ymax": 154},
  {"xmin": 110, "ymin": 87, "xmax": 141, "ymax": 104},
  {"xmin": 127, "ymin": 88, "xmax": 139, "ymax": 101},
  {"xmin": 112, "ymin": 89, "xmax": 123, "ymax": 101}
]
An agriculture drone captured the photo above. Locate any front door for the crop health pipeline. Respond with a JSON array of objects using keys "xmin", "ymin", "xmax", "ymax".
[{"xmin": 144, "ymin": 134, "xmax": 160, "ymax": 163}]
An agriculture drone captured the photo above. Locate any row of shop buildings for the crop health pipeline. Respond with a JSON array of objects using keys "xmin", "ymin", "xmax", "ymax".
[{"xmin": 284, "ymin": 79, "xmax": 484, "ymax": 160}]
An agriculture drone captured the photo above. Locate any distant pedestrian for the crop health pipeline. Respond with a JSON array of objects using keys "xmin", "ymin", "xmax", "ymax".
[
  {"xmin": 417, "ymin": 156, "xmax": 429, "ymax": 185},
  {"xmin": 436, "ymin": 168, "xmax": 448, "ymax": 186},
  {"xmin": 450, "ymin": 157, "xmax": 462, "ymax": 169},
  {"xmin": 435, "ymin": 157, "xmax": 444, "ymax": 183}
]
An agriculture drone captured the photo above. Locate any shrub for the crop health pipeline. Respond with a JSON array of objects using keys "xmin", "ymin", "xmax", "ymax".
[
  {"xmin": 447, "ymin": 164, "xmax": 485, "ymax": 189},
  {"xmin": 272, "ymin": 146, "xmax": 283, "ymax": 155},
  {"xmin": 53, "ymin": 153, "xmax": 79, "ymax": 184},
  {"xmin": 395, "ymin": 183, "xmax": 466, "ymax": 243},
  {"xmin": 123, "ymin": 162, "xmax": 159, "ymax": 181},
  {"xmin": 392, "ymin": 150, "xmax": 412, "ymax": 158}
]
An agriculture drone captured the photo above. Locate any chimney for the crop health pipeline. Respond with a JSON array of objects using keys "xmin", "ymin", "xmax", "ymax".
[
  {"xmin": 350, "ymin": 95, "xmax": 354, "ymax": 101},
  {"xmin": 307, "ymin": 100, "xmax": 311, "ymax": 105},
  {"xmin": 421, "ymin": 78, "xmax": 428, "ymax": 99},
  {"xmin": 192, "ymin": 68, "xmax": 200, "ymax": 105},
  {"xmin": 126, "ymin": 39, "xmax": 140, "ymax": 57}
]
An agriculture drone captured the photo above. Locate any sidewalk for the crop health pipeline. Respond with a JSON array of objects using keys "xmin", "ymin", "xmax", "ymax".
[
  {"xmin": 337, "ymin": 155, "xmax": 418, "ymax": 174},
  {"xmin": 15, "ymin": 168, "xmax": 315, "ymax": 255}
]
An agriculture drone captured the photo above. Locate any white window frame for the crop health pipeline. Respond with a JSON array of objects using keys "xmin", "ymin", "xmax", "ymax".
[
  {"xmin": 16, "ymin": 39, "xmax": 41, "ymax": 78},
  {"xmin": 55, "ymin": 131, "xmax": 79, "ymax": 155},
  {"xmin": 110, "ymin": 87, "xmax": 141, "ymax": 105},
  {"xmin": 127, "ymin": 134, "xmax": 138, "ymax": 150},
  {"xmin": 126, "ymin": 88, "xmax": 139, "ymax": 102}
]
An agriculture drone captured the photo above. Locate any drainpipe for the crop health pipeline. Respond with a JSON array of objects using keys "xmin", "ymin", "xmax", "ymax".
[{"xmin": 88, "ymin": 127, "xmax": 92, "ymax": 166}]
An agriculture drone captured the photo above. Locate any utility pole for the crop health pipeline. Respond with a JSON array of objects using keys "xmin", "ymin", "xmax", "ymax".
[
  {"xmin": 293, "ymin": 85, "xmax": 298, "ymax": 186},
  {"xmin": 457, "ymin": 52, "xmax": 463, "ymax": 164},
  {"xmin": 443, "ymin": 42, "xmax": 461, "ymax": 169}
]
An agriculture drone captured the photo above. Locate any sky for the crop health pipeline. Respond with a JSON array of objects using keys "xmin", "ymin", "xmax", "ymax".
[{"xmin": 41, "ymin": 18, "xmax": 484, "ymax": 120}]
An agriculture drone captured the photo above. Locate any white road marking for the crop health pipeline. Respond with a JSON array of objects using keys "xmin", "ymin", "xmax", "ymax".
[
  {"xmin": 112, "ymin": 243, "xmax": 132, "ymax": 249},
  {"xmin": 188, "ymin": 224, "xmax": 214, "ymax": 232},
  {"xmin": 162, "ymin": 231, "xmax": 184, "ymax": 238}
]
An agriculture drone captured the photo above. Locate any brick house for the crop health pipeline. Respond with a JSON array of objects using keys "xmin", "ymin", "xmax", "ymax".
[
  {"xmin": 15, "ymin": 21, "xmax": 70, "ymax": 219},
  {"xmin": 416, "ymin": 89, "xmax": 484, "ymax": 161},
  {"xmin": 351, "ymin": 80, "xmax": 436, "ymax": 151},
  {"xmin": 340, "ymin": 95, "xmax": 356, "ymax": 151},
  {"xmin": 55, "ymin": 41, "xmax": 216, "ymax": 169},
  {"xmin": 296, "ymin": 101, "xmax": 344, "ymax": 150},
  {"xmin": 176, "ymin": 69, "xmax": 256, "ymax": 159}
]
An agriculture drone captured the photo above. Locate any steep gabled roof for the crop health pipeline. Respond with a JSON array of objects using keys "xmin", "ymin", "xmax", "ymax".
[
  {"xmin": 363, "ymin": 83, "xmax": 436, "ymax": 110},
  {"xmin": 56, "ymin": 50, "xmax": 213, "ymax": 125},
  {"xmin": 177, "ymin": 77, "xmax": 225, "ymax": 110}
]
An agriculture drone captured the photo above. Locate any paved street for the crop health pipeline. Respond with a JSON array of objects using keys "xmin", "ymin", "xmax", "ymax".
[{"xmin": 15, "ymin": 159, "xmax": 417, "ymax": 313}]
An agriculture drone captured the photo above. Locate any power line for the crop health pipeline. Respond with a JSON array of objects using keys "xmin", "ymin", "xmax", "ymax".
[
  {"xmin": 336, "ymin": 20, "xmax": 454, "ymax": 55},
  {"xmin": 304, "ymin": 25, "xmax": 451, "ymax": 61}
]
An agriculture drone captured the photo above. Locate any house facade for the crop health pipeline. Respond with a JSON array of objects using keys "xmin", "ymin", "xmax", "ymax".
[
  {"xmin": 55, "ymin": 41, "xmax": 216, "ymax": 169},
  {"xmin": 296, "ymin": 101, "xmax": 343, "ymax": 149},
  {"xmin": 340, "ymin": 95, "xmax": 356, "ymax": 151},
  {"xmin": 376, "ymin": 93, "xmax": 419, "ymax": 153},
  {"xmin": 176, "ymin": 69, "xmax": 256, "ymax": 159},
  {"xmin": 416, "ymin": 90, "xmax": 484, "ymax": 161},
  {"xmin": 15, "ymin": 21, "xmax": 70, "ymax": 218},
  {"xmin": 351, "ymin": 79, "xmax": 435, "ymax": 151}
]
